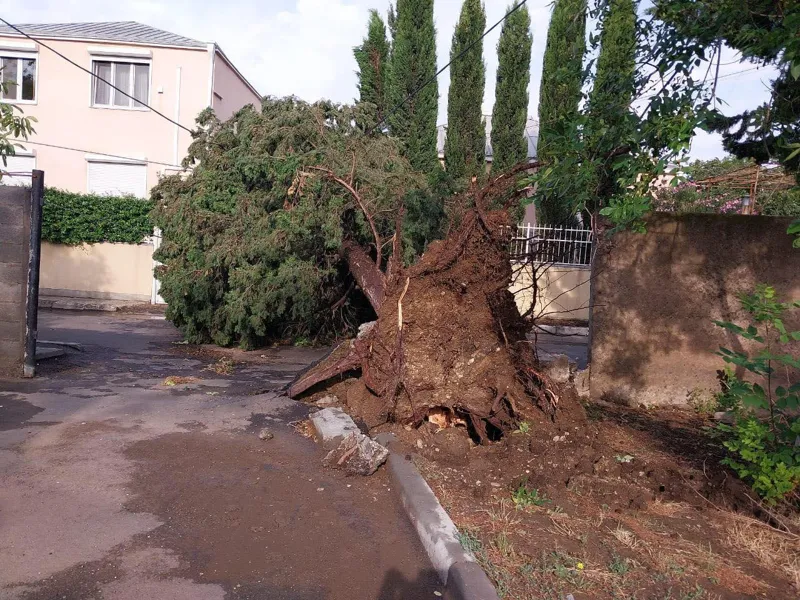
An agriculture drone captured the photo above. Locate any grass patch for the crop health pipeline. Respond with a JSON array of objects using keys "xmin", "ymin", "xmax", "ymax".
[{"xmin": 512, "ymin": 483, "xmax": 549, "ymax": 509}]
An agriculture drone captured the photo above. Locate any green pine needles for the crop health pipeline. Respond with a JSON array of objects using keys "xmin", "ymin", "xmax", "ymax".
[
  {"xmin": 354, "ymin": 10, "xmax": 390, "ymax": 124},
  {"xmin": 536, "ymin": 0, "xmax": 587, "ymax": 224},
  {"xmin": 386, "ymin": 0, "xmax": 439, "ymax": 172},
  {"xmin": 444, "ymin": 0, "xmax": 487, "ymax": 181},
  {"xmin": 490, "ymin": 3, "xmax": 532, "ymax": 173}
]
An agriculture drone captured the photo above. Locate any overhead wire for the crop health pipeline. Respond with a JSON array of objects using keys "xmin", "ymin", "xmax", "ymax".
[{"xmin": 0, "ymin": 18, "xmax": 195, "ymax": 134}]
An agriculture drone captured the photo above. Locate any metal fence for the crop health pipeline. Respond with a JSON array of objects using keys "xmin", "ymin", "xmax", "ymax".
[{"xmin": 509, "ymin": 224, "xmax": 593, "ymax": 266}]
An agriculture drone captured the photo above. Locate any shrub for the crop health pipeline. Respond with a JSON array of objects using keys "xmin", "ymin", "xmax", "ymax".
[
  {"xmin": 42, "ymin": 188, "xmax": 153, "ymax": 245},
  {"xmin": 713, "ymin": 285, "xmax": 800, "ymax": 503}
]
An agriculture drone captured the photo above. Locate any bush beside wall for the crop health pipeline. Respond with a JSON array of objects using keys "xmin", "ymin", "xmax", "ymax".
[{"xmin": 41, "ymin": 189, "xmax": 154, "ymax": 245}]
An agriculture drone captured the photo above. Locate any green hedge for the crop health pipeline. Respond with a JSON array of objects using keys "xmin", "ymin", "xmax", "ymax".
[{"xmin": 42, "ymin": 189, "xmax": 154, "ymax": 245}]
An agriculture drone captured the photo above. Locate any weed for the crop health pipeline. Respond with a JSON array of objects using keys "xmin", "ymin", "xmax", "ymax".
[
  {"xmin": 609, "ymin": 554, "xmax": 631, "ymax": 575},
  {"xmin": 493, "ymin": 532, "xmax": 515, "ymax": 559},
  {"xmin": 512, "ymin": 483, "xmax": 549, "ymax": 509},
  {"xmin": 615, "ymin": 454, "xmax": 635, "ymax": 463},
  {"xmin": 515, "ymin": 421, "xmax": 531, "ymax": 434},
  {"xmin": 457, "ymin": 529, "xmax": 483, "ymax": 555}
]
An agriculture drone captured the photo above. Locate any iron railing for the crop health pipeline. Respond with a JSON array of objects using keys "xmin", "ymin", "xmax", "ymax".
[{"xmin": 509, "ymin": 224, "xmax": 593, "ymax": 266}]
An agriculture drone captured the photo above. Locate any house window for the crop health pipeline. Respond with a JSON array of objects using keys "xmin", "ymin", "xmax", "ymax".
[
  {"xmin": 92, "ymin": 60, "xmax": 149, "ymax": 109},
  {"xmin": 0, "ymin": 56, "xmax": 36, "ymax": 102}
]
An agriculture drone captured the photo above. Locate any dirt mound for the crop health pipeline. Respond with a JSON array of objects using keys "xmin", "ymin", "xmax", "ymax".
[{"xmin": 289, "ymin": 168, "xmax": 582, "ymax": 443}]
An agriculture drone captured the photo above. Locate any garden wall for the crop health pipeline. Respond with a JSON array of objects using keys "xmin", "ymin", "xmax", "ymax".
[
  {"xmin": 0, "ymin": 186, "xmax": 31, "ymax": 378},
  {"xmin": 510, "ymin": 263, "xmax": 591, "ymax": 322},
  {"xmin": 40, "ymin": 242, "xmax": 155, "ymax": 302},
  {"xmin": 590, "ymin": 214, "xmax": 800, "ymax": 406}
]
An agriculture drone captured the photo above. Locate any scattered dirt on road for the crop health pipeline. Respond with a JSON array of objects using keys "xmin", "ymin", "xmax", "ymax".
[
  {"xmin": 123, "ymin": 429, "xmax": 441, "ymax": 600},
  {"xmin": 377, "ymin": 400, "xmax": 799, "ymax": 599}
]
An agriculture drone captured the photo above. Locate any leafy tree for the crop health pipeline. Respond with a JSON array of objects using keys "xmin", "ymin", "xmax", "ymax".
[
  {"xmin": 585, "ymin": 0, "xmax": 637, "ymax": 210},
  {"xmin": 536, "ymin": 0, "xmax": 587, "ymax": 223},
  {"xmin": 354, "ymin": 10, "xmax": 390, "ymax": 124},
  {"xmin": 0, "ymin": 81, "xmax": 36, "ymax": 171},
  {"xmin": 386, "ymin": 0, "xmax": 439, "ymax": 172},
  {"xmin": 151, "ymin": 99, "xmax": 427, "ymax": 347},
  {"xmin": 655, "ymin": 1, "xmax": 800, "ymax": 180},
  {"xmin": 444, "ymin": 0, "xmax": 487, "ymax": 181},
  {"xmin": 490, "ymin": 3, "xmax": 532, "ymax": 173}
]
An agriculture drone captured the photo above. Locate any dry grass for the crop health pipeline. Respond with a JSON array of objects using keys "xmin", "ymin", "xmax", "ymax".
[
  {"xmin": 648, "ymin": 499, "xmax": 687, "ymax": 517},
  {"xmin": 727, "ymin": 521, "xmax": 800, "ymax": 590},
  {"xmin": 205, "ymin": 356, "xmax": 235, "ymax": 375},
  {"xmin": 162, "ymin": 375, "xmax": 198, "ymax": 386},
  {"xmin": 609, "ymin": 525, "xmax": 642, "ymax": 550}
]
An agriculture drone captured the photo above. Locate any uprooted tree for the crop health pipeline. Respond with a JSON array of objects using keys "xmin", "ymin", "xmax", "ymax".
[{"xmin": 152, "ymin": 97, "xmax": 564, "ymax": 441}]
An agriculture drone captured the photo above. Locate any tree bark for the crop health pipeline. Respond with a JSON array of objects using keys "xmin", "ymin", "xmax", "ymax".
[{"xmin": 342, "ymin": 240, "xmax": 386, "ymax": 311}]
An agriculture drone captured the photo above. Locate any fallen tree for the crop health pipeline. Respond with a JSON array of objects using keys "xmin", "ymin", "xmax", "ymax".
[{"xmin": 290, "ymin": 163, "xmax": 567, "ymax": 443}]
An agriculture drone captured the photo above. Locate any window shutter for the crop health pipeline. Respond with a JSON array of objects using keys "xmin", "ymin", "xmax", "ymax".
[
  {"xmin": 2, "ymin": 154, "xmax": 35, "ymax": 186},
  {"xmin": 87, "ymin": 161, "xmax": 147, "ymax": 197}
]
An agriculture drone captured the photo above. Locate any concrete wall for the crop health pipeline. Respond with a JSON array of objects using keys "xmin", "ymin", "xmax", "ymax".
[
  {"xmin": 510, "ymin": 263, "xmax": 591, "ymax": 322},
  {"xmin": 0, "ymin": 186, "xmax": 31, "ymax": 378},
  {"xmin": 211, "ymin": 49, "xmax": 261, "ymax": 122},
  {"xmin": 40, "ymin": 242, "xmax": 155, "ymax": 302},
  {"xmin": 590, "ymin": 214, "xmax": 800, "ymax": 406}
]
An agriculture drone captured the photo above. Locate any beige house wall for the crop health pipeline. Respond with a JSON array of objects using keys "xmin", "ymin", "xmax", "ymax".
[
  {"xmin": 40, "ymin": 242, "xmax": 155, "ymax": 301},
  {"xmin": 510, "ymin": 263, "xmax": 591, "ymax": 322},
  {"xmin": 0, "ymin": 35, "xmax": 212, "ymax": 193},
  {"xmin": 211, "ymin": 49, "xmax": 261, "ymax": 122}
]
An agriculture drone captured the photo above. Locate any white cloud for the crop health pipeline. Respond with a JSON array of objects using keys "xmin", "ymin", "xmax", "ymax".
[{"xmin": 0, "ymin": 0, "xmax": 776, "ymax": 160}]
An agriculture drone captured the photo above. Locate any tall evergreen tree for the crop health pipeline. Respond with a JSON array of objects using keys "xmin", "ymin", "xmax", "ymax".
[
  {"xmin": 586, "ymin": 0, "xmax": 637, "ymax": 208},
  {"xmin": 444, "ymin": 0, "xmax": 487, "ymax": 181},
  {"xmin": 386, "ymin": 0, "xmax": 439, "ymax": 172},
  {"xmin": 354, "ymin": 10, "xmax": 390, "ymax": 124},
  {"xmin": 490, "ymin": 3, "xmax": 532, "ymax": 173},
  {"xmin": 536, "ymin": 0, "xmax": 587, "ymax": 223}
]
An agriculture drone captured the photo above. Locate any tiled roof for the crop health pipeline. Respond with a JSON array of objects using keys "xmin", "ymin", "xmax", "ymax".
[{"xmin": 0, "ymin": 21, "xmax": 206, "ymax": 48}]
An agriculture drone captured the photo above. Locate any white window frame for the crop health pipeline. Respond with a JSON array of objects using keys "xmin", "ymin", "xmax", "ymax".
[
  {"xmin": 0, "ymin": 51, "xmax": 39, "ymax": 105},
  {"xmin": 90, "ymin": 58, "xmax": 152, "ymax": 111}
]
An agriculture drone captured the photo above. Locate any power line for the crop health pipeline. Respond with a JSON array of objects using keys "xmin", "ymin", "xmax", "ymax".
[
  {"xmin": 368, "ymin": 0, "xmax": 528, "ymax": 136},
  {"xmin": 10, "ymin": 139, "xmax": 185, "ymax": 169},
  {"xmin": 0, "ymin": 18, "xmax": 195, "ymax": 134}
]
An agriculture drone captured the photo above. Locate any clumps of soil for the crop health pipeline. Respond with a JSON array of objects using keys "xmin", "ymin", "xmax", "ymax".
[
  {"xmin": 291, "ymin": 167, "xmax": 576, "ymax": 444},
  {"xmin": 389, "ymin": 400, "xmax": 800, "ymax": 599}
]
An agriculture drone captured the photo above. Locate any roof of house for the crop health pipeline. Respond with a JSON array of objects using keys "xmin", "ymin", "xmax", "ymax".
[
  {"xmin": 0, "ymin": 21, "xmax": 206, "ymax": 49},
  {"xmin": 437, "ymin": 115, "xmax": 539, "ymax": 161}
]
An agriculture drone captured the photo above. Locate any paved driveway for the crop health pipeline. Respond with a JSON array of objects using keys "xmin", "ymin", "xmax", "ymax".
[{"xmin": 0, "ymin": 311, "xmax": 440, "ymax": 600}]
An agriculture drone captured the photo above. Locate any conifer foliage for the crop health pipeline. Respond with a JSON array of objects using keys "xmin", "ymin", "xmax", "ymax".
[
  {"xmin": 151, "ymin": 99, "xmax": 424, "ymax": 347},
  {"xmin": 386, "ymin": 0, "xmax": 439, "ymax": 172},
  {"xmin": 354, "ymin": 10, "xmax": 390, "ymax": 124},
  {"xmin": 443, "ymin": 0, "xmax": 487, "ymax": 181},
  {"xmin": 536, "ymin": 0, "xmax": 587, "ymax": 223},
  {"xmin": 490, "ymin": 3, "xmax": 533, "ymax": 172}
]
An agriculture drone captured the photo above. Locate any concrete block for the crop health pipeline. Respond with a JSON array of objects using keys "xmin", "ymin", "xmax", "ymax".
[
  {"xmin": 0, "ymin": 281, "xmax": 23, "ymax": 303},
  {"xmin": 309, "ymin": 407, "xmax": 360, "ymax": 444},
  {"xmin": 0, "ymin": 319, "xmax": 22, "ymax": 342},
  {"xmin": 444, "ymin": 562, "xmax": 500, "ymax": 600},
  {"xmin": 323, "ymin": 432, "xmax": 388, "ymax": 475}
]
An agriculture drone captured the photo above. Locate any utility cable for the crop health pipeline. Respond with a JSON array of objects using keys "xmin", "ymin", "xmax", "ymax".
[
  {"xmin": 0, "ymin": 18, "xmax": 195, "ymax": 134},
  {"xmin": 9, "ymin": 139, "xmax": 185, "ymax": 169},
  {"xmin": 368, "ymin": 0, "xmax": 528, "ymax": 136}
]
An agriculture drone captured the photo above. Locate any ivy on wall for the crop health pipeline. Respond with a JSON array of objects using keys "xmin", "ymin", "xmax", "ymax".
[{"xmin": 41, "ymin": 189, "xmax": 154, "ymax": 245}]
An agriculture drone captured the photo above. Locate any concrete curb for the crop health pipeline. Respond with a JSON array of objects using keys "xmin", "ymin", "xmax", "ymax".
[{"xmin": 374, "ymin": 433, "xmax": 500, "ymax": 600}]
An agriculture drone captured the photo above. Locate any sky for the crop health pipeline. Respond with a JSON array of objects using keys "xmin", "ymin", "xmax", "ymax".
[{"xmin": 0, "ymin": 0, "xmax": 780, "ymax": 161}]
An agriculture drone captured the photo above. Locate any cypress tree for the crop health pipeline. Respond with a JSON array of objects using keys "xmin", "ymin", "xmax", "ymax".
[
  {"xmin": 444, "ymin": 0, "xmax": 487, "ymax": 181},
  {"xmin": 536, "ymin": 0, "xmax": 587, "ymax": 223},
  {"xmin": 587, "ymin": 0, "xmax": 637, "ymax": 207},
  {"xmin": 354, "ymin": 10, "xmax": 390, "ymax": 123},
  {"xmin": 386, "ymin": 0, "xmax": 439, "ymax": 172},
  {"xmin": 490, "ymin": 3, "xmax": 532, "ymax": 173}
]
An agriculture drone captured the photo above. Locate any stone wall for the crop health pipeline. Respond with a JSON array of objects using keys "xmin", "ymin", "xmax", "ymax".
[
  {"xmin": 590, "ymin": 214, "xmax": 800, "ymax": 406},
  {"xmin": 0, "ymin": 186, "xmax": 31, "ymax": 378}
]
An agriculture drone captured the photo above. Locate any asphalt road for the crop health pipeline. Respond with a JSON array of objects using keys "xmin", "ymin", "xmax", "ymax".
[{"xmin": 0, "ymin": 310, "xmax": 441, "ymax": 600}]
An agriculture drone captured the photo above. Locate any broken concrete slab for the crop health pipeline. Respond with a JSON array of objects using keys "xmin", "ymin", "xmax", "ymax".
[
  {"xmin": 309, "ymin": 407, "xmax": 360, "ymax": 445},
  {"xmin": 323, "ymin": 432, "xmax": 389, "ymax": 475}
]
